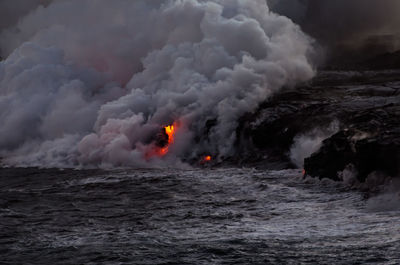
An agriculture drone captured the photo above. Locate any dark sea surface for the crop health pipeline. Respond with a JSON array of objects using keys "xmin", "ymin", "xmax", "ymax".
[{"xmin": 1, "ymin": 167, "xmax": 399, "ymax": 264}]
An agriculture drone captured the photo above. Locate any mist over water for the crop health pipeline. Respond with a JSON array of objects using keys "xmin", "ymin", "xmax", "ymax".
[{"xmin": 0, "ymin": 0, "xmax": 314, "ymax": 167}]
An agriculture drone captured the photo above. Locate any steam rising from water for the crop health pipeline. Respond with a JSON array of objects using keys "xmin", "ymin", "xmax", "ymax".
[
  {"xmin": 290, "ymin": 121, "xmax": 339, "ymax": 168},
  {"xmin": 0, "ymin": 0, "xmax": 314, "ymax": 167}
]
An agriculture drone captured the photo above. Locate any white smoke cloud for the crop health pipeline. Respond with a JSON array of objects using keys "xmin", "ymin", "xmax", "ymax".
[
  {"xmin": 290, "ymin": 121, "xmax": 339, "ymax": 168},
  {"xmin": 0, "ymin": 0, "xmax": 315, "ymax": 168}
]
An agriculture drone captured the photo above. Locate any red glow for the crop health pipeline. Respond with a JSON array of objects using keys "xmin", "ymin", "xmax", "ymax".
[
  {"xmin": 146, "ymin": 122, "xmax": 179, "ymax": 159},
  {"xmin": 200, "ymin": 155, "xmax": 212, "ymax": 164},
  {"xmin": 158, "ymin": 124, "xmax": 176, "ymax": 156}
]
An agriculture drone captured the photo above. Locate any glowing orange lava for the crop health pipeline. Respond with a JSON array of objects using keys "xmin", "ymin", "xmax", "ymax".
[
  {"xmin": 145, "ymin": 122, "xmax": 179, "ymax": 160},
  {"xmin": 200, "ymin": 155, "xmax": 212, "ymax": 164},
  {"xmin": 158, "ymin": 124, "xmax": 176, "ymax": 156}
]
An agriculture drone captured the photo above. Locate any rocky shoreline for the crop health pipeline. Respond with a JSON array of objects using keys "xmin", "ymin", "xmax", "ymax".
[
  {"xmin": 238, "ymin": 69, "xmax": 400, "ymax": 185},
  {"xmin": 1, "ymin": 53, "xmax": 399, "ymax": 187}
]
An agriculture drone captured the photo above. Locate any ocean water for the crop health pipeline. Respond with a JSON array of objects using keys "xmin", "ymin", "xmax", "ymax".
[{"xmin": 1, "ymin": 168, "xmax": 399, "ymax": 264}]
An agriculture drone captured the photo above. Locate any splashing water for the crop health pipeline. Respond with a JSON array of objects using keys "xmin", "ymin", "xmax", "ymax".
[{"xmin": 1, "ymin": 168, "xmax": 399, "ymax": 263}]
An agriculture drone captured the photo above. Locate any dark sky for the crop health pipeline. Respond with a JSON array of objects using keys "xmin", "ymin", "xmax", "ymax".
[
  {"xmin": 268, "ymin": 0, "xmax": 400, "ymax": 52},
  {"xmin": 0, "ymin": 0, "xmax": 52, "ymax": 31}
]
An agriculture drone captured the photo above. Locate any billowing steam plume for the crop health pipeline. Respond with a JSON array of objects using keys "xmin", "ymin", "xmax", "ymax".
[
  {"xmin": 268, "ymin": 0, "xmax": 400, "ymax": 61},
  {"xmin": 0, "ymin": 0, "xmax": 314, "ymax": 167}
]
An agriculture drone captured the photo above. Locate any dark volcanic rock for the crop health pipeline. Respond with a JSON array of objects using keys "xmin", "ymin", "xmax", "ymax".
[
  {"xmin": 305, "ymin": 130, "xmax": 400, "ymax": 182},
  {"xmin": 238, "ymin": 70, "xmax": 400, "ymax": 182},
  {"xmin": 304, "ymin": 130, "xmax": 355, "ymax": 181},
  {"xmin": 326, "ymin": 49, "xmax": 400, "ymax": 71},
  {"xmin": 359, "ymin": 50, "xmax": 400, "ymax": 70},
  {"xmin": 305, "ymin": 104, "xmax": 400, "ymax": 182}
]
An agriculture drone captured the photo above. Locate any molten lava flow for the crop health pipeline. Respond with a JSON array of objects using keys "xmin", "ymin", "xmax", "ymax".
[
  {"xmin": 200, "ymin": 155, "xmax": 212, "ymax": 164},
  {"xmin": 158, "ymin": 124, "xmax": 176, "ymax": 156},
  {"xmin": 146, "ymin": 122, "xmax": 179, "ymax": 159}
]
